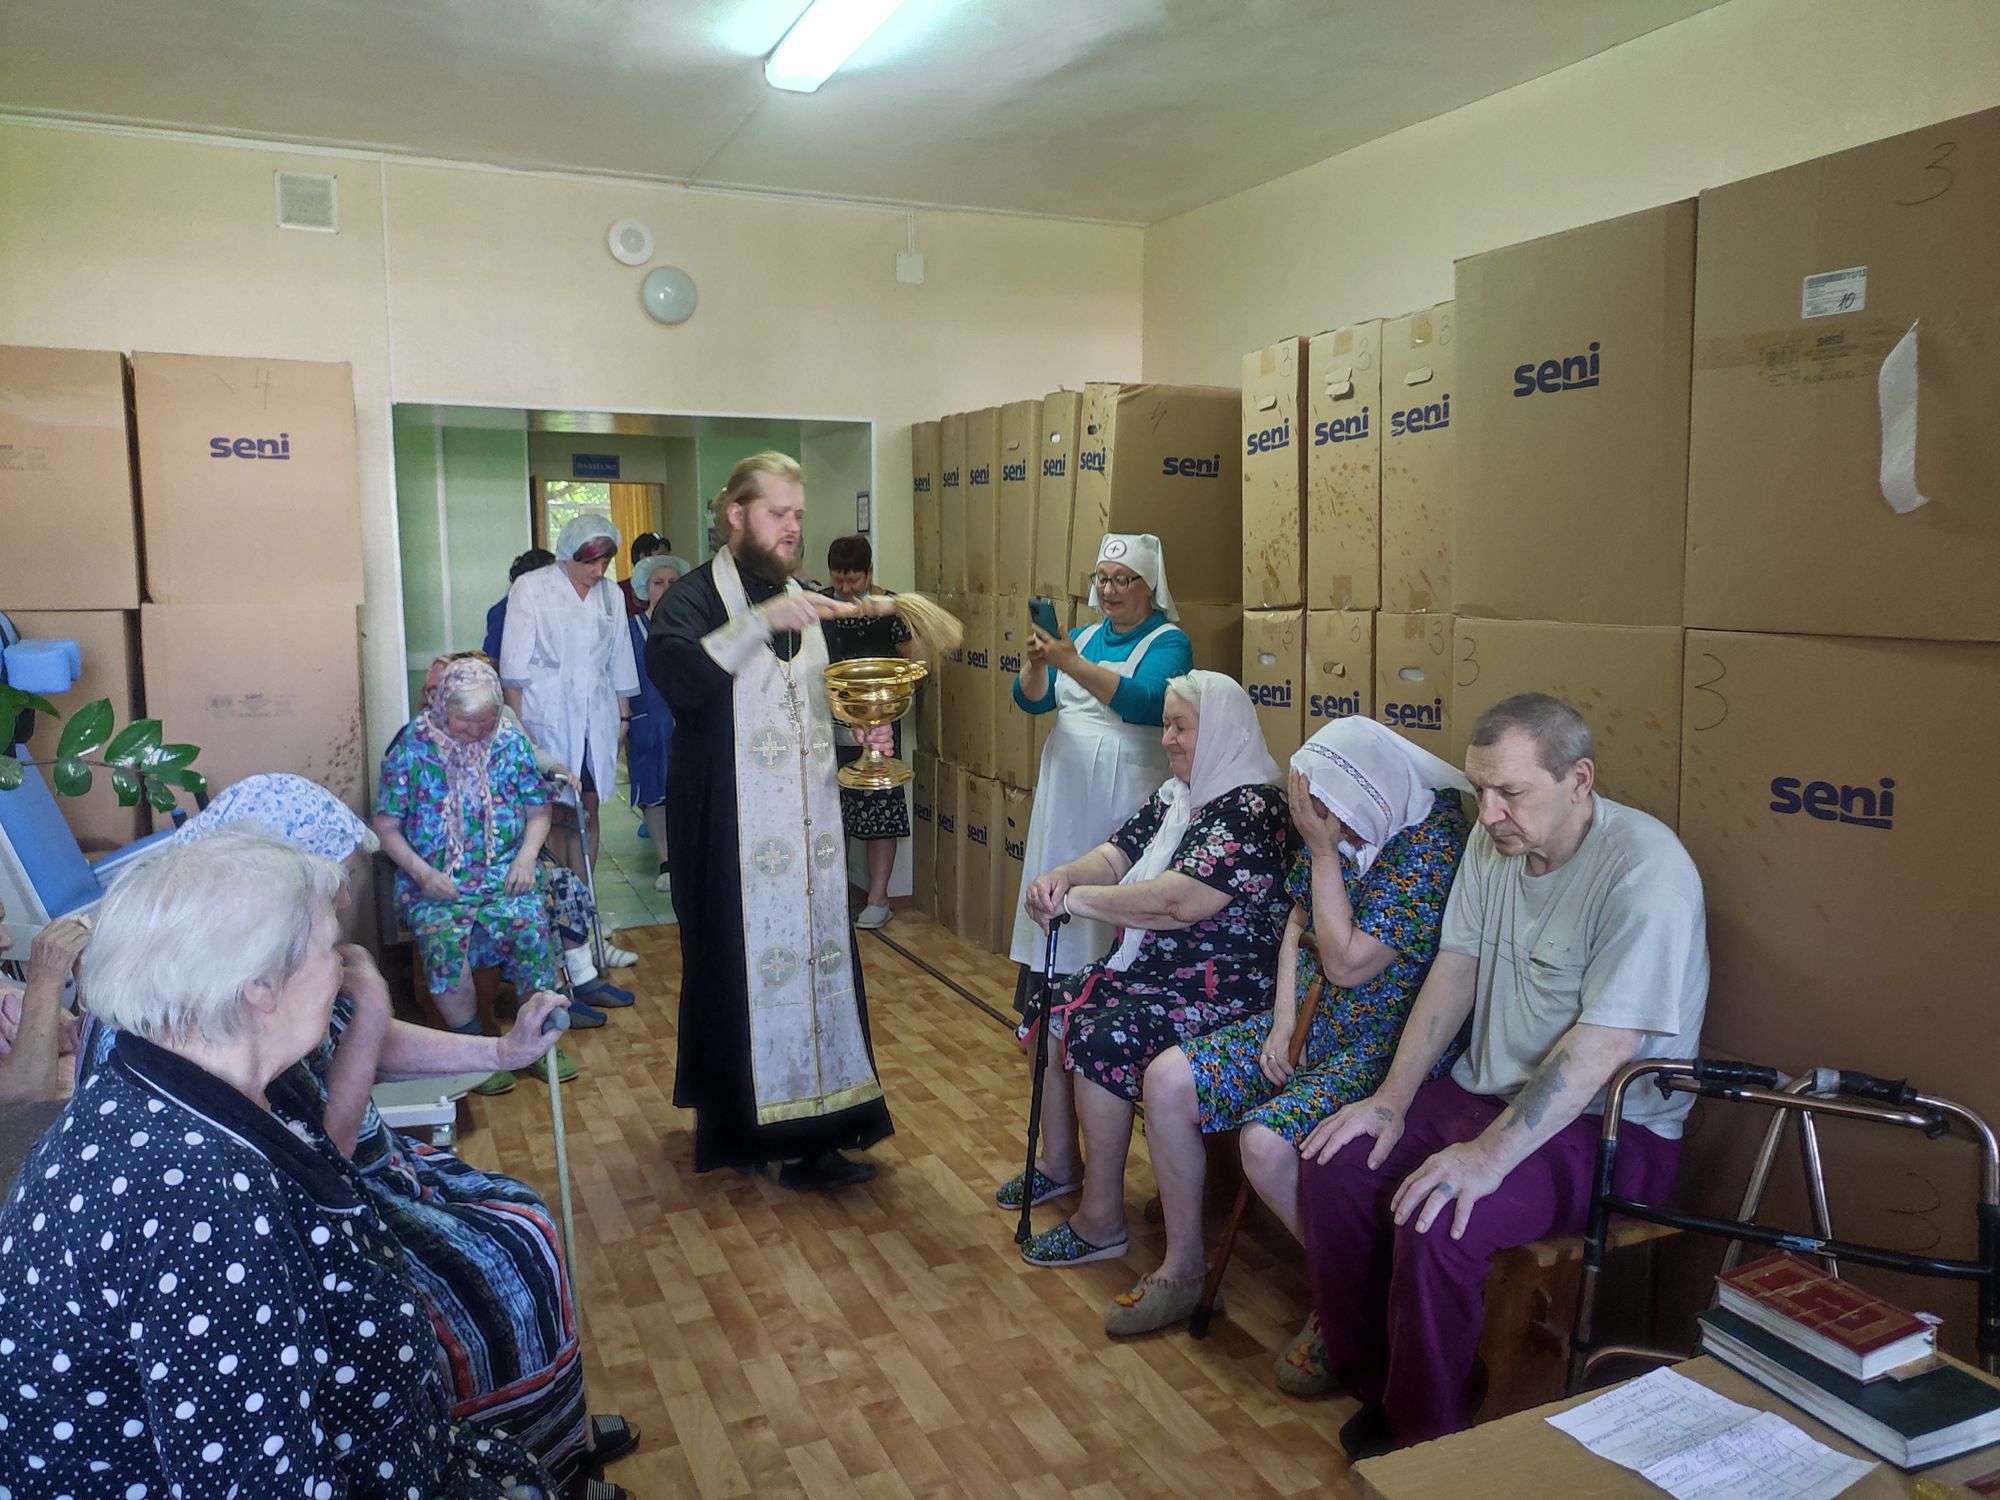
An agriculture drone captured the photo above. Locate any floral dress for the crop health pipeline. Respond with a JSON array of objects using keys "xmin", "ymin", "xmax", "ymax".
[
  {"xmin": 1033, "ymin": 783, "xmax": 1294, "ymax": 1102},
  {"xmin": 1184, "ymin": 789, "xmax": 1470, "ymax": 1144},
  {"xmin": 377, "ymin": 721, "xmax": 557, "ymax": 996}
]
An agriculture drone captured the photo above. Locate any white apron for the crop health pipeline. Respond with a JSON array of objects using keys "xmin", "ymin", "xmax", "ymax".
[
  {"xmin": 709, "ymin": 549, "xmax": 885, "ymax": 1125},
  {"xmin": 1008, "ymin": 621, "xmax": 1173, "ymax": 974}
]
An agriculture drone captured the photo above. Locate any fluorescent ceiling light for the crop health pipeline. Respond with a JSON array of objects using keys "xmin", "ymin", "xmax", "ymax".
[{"xmin": 764, "ymin": 0, "xmax": 907, "ymax": 93}]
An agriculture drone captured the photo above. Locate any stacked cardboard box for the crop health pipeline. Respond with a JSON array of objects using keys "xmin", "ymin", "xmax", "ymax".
[
  {"xmin": 1380, "ymin": 303, "xmax": 1456, "ymax": 614},
  {"xmin": 911, "ymin": 421, "xmax": 941, "ymax": 594},
  {"xmin": 910, "ymin": 753, "xmax": 938, "ymax": 917},
  {"xmin": 1304, "ymin": 610, "xmax": 1374, "ymax": 739},
  {"xmin": 1307, "ymin": 322, "xmax": 1381, "ymax": 612},
  {"xmin": 1242, "ymin": 338, "xmax": 1307, "ymax": 609},
  {"xmin": 6, "ymin": 609, "xmax": 143, "ymax": 846},
  {"xmin": 938, "ymin": 413, "xmax": 967, "ymax": 592},
  {"xmin": 995, "ymin": 399, "xmax": 1039, "ymax": 599},
  {"xmin": 1032, "ymin": 391, "xmax": 1083, "ymax": 600},
  {"xmin": 1242, "ymin": 608, "xmax": 1305, "ymax": 761},
  {"xmin": 963, "ymin": 408, "xmax": 1000, "ymax": 596}
]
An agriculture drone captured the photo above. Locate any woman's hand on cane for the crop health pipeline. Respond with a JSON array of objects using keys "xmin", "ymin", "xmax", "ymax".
[
  {"xmin": 497, "ymin": 991, "xmax": 569, "ymax": 1071},
  {"xmin": 1024, "ymin": 871, "xmax": 1072, "ymax": 932}
]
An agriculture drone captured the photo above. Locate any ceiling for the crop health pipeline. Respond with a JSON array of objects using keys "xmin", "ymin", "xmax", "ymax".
[{"xmin": 1, "ymin": 0, "xmax": 1729, "ymax": 224}]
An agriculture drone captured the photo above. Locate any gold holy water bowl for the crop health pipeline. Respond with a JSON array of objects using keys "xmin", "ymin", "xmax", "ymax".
[{"xmin": 823, "ymin": 657, "xmax": 928, "ymax": 790}]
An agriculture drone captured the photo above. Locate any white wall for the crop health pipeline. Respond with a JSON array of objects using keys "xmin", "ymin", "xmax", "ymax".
[
  {"xmin": 0, "ymin": 122, "xmax": 1143, "ymax": 775},
  {"xmin": 1142, "ymin": 0, "xmax": 2000, "ymax": 384}
]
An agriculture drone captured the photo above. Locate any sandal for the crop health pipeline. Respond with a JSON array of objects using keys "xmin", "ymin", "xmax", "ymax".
[
  {"xmin": 1275, "ymin": 1310, "xmax": 1335, "ymax": 1397},
  {"xmin": 1103, "ymin": 1271, "xmax": 1216, "ymax": 1336},
  {"xmin": 1020, "ymin": 1219, "xmax": 1129, "ymax": 1268},
  {"xmin": 587, "ymin": 1414, "xmax": 640, "ymax": 1469},
  {"xmin": 994, "ymin": 1166, "xmax": 1079, "ymax": 1211}
]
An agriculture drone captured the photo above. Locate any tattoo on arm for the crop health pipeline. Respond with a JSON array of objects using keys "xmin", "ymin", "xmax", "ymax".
[
  {"xmin": 1505, "ymin": 1047, "xmax": 1571, "ymax": 1133},
  {"xmin": 1371, "ymin": 1105, "xmax": 1393, "ymax": 1122}
]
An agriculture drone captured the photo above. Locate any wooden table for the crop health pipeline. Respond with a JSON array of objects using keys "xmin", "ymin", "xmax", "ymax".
[{"xmin": 1352, "ymin": 1356, "xmax": 2000, "ymax": 1499}]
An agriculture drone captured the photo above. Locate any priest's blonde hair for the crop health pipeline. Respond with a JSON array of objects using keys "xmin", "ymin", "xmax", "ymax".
[{"xmin": 714, "ymin": 451, "xmax": 804, "ymax": 533}]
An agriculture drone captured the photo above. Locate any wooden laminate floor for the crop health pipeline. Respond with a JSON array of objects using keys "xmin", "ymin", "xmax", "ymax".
[{"xmin": 456, "ymin": 910, "xmax": 1367, "ymax": 1498}]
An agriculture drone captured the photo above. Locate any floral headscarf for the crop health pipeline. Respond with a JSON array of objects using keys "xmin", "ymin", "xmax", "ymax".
[{"xmin": 413, "ymin": 657, "xmax": 505, "ymax": 876}]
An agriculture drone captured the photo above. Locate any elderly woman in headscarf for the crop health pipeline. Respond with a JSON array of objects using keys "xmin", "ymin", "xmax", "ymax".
[
  {"xmin": 375, "ymin": 657, "xmax": 565, "ymax": 1046},
  {"xmin": 1011, "ymin": 670, "xmax": 1295, "ymax": 1267},
  {"xmin": 999, "ymin": 534, "xmax": 1194, "ymax": 1204},
  {"xmin": 1109, "ymin": 718, "xmax": 1472, "ymax": 1388},
  {"xmin": 81, "ymin": 773, "xmax": 637, "ymax": 1493},
  {"xmin": 626, "ymin": 552, "xmax": 688, "ymax": 894},
  {"xmin": 1, "ymin": 830, "xmax": 555, "ymax": 1499},
  {"xmin": 500, "ymin": 512, "xmax": 641, "ymax": 885}
]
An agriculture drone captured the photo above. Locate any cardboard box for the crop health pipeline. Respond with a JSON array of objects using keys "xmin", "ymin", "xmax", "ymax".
[
  {"xmin": 938, "ymin": 412, "xmax": 966, "ymax": 592},
  {"xmin": 1068, "ymin": 383, "xmax": 1243, "ymax": 607},
  {"xmin": 1242, "ymin": 608, "xmax": 1305, "ymax": 761},
  {"xmin": 958, "ymin": 595, "xmax": 998, "ymax": 780},
  {"xmin": 7, "ymin": 610, "xmax": 144, "ymax": 846},
  {"xmin": 0, "ymin": 347, "xmax": 141, "ymax": 610},
  {"xmin": 1241, "ymin": 337, "xmax": 1308, "ymax": 608},
  {"xmin": 934, "ymin": 591, "xmax": 967, "ymax": 765},
  {"xmin": 932, "ymin": 764, "xmax": 960, "ymax": 934},
  {"xmin": 1176, "ymin": 602, "xmax": 1244, "ymax": 678},
  {"xmin": 1451, "ymin": 619, "xmax": 1683, "ymax": 827},
  {"xmin": 1306, "ymin": 321, "xmax": 1382, "ymax": 611},
  {"xmin": 140, "ymin": 603, "xmax": 364, "ymax": 808},
  {"xmin": 994, "ymin": 786, "xmax": 1034, "ymax": 957},
  {"xmin": 911, "ymin": 420, "xmax": 941, "ymax": 594},
  {"xmin": 992, "ymin": 601, "xmax": 1035, "ymax": 788},
  {"xmin": 1304, "ymin": 609, "xmax": 1374, "ymax": 736},
  {"xmin": 1032, "ymin": 390, "xmax": 1083, "ymax": 600},
  {"xmin": 130, "ymin": 353, "xmax": 362, "ymax": 606},
  {"xmin": 957, "ymin": 769, "xmax": 1000, "ymax": 950},
  {"xmin": 1380, "ymin": 303, "xmax": 1457, "ymax": 613},
  {"xmin": 996, "ymin": 399, "xmax": 1039, "ymax": 598},
  {"xmin": 1375, "ymin": 612, "xmax": 1455, "ymax": 751},
  {"xmin": 1685, "ymin": 108, "xmax": 2000, "ymax": 641},
  {"xmin": 1454, "ymin": 202, "xmax": 1695, "ymax": 626},
  {"xmin": 962, "ymin": 407, "xmax": 1000, "ymax": 596},
  {"xmin": 910, "ymin": 753, "xmax": 937, "ymax": 916},
  {"xmin": 1678, "ymin": 630, "xmax": 2000, "ymax": 1124}
]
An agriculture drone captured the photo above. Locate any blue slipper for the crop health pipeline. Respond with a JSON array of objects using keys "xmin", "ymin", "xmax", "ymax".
[
  {"xmin": 995, "ymin": 1167, "xmax": 1079, "ymax": 1211},
  {"xmin": 566, "ymin": 1000, "xmax": 608, "ymax": 1029},
  {"xmin": 1020, "ymin": 1219, "xmax": 1129, "ymax": 1268},
  {"xmin": 574, "ymin": 978, "xmax": 634, "ymax": 1008}
]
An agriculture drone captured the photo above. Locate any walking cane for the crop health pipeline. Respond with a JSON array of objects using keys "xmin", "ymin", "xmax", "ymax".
[
  {"xmin": 540, "ymin": 1005, "xmax": 578, "ymax": 1273},
  {"xmin": 568, "ymin": 781, "xmax": 610, "ymax": 971},
  {"xmin": 1015, "ymin": 913, "xmax": 1069, "ymax": 1246}
]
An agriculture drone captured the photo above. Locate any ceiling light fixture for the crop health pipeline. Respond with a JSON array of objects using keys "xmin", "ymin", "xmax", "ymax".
[{"xmin": 764, "ymin": 0, "xmax": 907, "ymax": 94}]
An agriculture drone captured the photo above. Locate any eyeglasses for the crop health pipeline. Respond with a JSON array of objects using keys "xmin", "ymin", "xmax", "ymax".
[{"xmin": 1091, "ymin": 571, "xmax": 1144, "ymax": 591}]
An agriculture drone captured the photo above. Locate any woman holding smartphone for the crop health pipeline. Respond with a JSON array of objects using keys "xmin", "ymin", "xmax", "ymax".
[{"xmin": 998, "ymin": 532, "xmax": 1193, "ymax": 1212}]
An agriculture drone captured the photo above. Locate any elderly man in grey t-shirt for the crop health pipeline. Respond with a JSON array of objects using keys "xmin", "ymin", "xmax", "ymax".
[{"xmin": 1293, "ymin": 693, "xmax": 1708, "ymax": 1457}]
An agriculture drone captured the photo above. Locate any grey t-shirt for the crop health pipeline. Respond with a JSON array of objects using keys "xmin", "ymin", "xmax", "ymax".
[{"xmin": 1443, "ymin": 795, "xmax": 1709, "ymax": 1138}]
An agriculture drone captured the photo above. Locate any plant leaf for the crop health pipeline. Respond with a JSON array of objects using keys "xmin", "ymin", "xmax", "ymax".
[
  {"xmin": 110, "ymin": 765, "xmax": 142, "ymax": 807},
  {"xmin": 142, "ymin": 742, "xmax": 200, "ymax": 771},
  {"xmin": 151, "ymin": 766, "xmax": 209, "ymax": 796},
  {"xmin": 145, "ymin": 777, "xmax": 180, "ymax": 813},
  {"xmin": 104, "ymin": 718, "xmax": 164, "ymax": 766},
  {"xmin": 54, "ymin": 757, "xmax": 94, "ymax": 797},
  {"xmin": 55, "ymin": 699, "xmax": 116, "ymax": 760},
  {"xmin": 0, "ymin": 756, "xmax": 22, "ymax": 792}
]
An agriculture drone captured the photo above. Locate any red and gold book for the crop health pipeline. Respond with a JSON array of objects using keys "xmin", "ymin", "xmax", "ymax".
[{"xmin": 1716, "ymin": 1251, "xmax": 1936, "ymax": 1380}]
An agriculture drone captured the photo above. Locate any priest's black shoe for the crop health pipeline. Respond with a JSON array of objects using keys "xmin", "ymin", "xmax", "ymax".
[
  {"xmin": 778, "ymin": 1151, "xmax": 878, "ymax": 1191},
  {"xmin": 1338, "ymin": 1402, "xmax": 1395, "ymax": 1463}
]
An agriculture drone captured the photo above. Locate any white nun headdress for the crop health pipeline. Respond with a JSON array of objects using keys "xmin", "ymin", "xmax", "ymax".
[{"xmin": 1088, "ymin": 533, "xmax": 1178, "ymax": 622}]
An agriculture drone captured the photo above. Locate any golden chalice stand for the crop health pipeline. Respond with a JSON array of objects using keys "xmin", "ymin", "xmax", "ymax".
[{"xmin": 822, "ymin": 657, "xmax": 928, "ymax": 789}]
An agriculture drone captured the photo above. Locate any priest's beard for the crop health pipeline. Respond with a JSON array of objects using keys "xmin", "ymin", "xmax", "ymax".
[{"xmin": 732, "ymin": 534, "xmax": 797, "ymax": 587}]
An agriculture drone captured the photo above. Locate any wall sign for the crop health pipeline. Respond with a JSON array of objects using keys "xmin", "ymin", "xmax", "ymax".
[
  {"xmin": 573, "ymin": 453, "xmax": 620, "ymax": 479},
  {"xmin": 856, "ymin": 490, "xmax": 871, "ymax": 532}
]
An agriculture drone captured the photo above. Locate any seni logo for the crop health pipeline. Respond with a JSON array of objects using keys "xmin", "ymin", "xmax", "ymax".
[
  {"xmin": 1308, "ymin": 689, "xmax": 1364, "ymax": 722},
  {"xmin": 938, "ymin": 812, "xmax": 957, "ymax": 835},
  {"xmin": 209, "ymin": 432, "xmax": 291, "ymax": 460},
  {"xmin": 968, "ymin": 464, "xmax": 991, "ymax": 486},
  {"xmin": 998, "ymin": 650, "xmax": 1022, "ymax": 675},
  {"xmin": 1512, "ymin": 343, "xmax": 1601, "ymax": 398},
  {"xmin": 942, "ymin": 466, "xmax": 961, "ymax": 489},
  {"xmin": 1380, "ymin": 697, "xmax": 1445, "ymax": 734},
  {"xmin": 1002, "ymin": 461, "xmax": 1028, "ymax": 483},
  {"xmin": 1246, "ymin": 680, "xmax": 1293, "ymax": 709},
  {"xmin": 1005, "ymin": 834, "xmax": 1026, "ymax": 862},
  {"xmin": 1042, "ymin": 456, "xmax": 1067, "ymax": 479},
  {"xmin": 1079, "ymin": 449, "xmax": 1108, "ymax": 475},
  {"xmin": 1389, "ymin": 394, "xmax": 1451, "ymax": 438},
  {"xmin": 967, "ymin": 820, "xmax": 989, "ymax": 848},
  {"xmin": 913, "ymin": 796, "xmax": 933, "ymax": 824},
  {"xmin": 914, "ymin": 474, "xmax": 932, "ymax": 494},
  {"xmin": 1312, "ymin": 408, "xmax": 1370, "ymax": 446},
  {"xmin": 1769, "ymin": 776, "xmax": 1896, "ymax": 831},
  {"xmin": 1245, "ymin": 419, "xmax": 1291, "ymax": 457},
  {"xmin": 966, "ymin": 647, "xmax": 990, "ymax": 671},
  {"xmin": 1161, "ymin": 453, "xmax": 1223, "ymax": 479}
]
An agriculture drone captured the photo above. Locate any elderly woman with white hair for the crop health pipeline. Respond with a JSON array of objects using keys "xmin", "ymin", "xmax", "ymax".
[
  {"xmin": 0, "ymin": 830, "xmax": 553, "ymax": 1497},
  {"xmin": 1108, "ymin": 718, "xmax": 1471, "ymax": 1392},
  {"xmin": 500, "ymin": 512, "xmax": 641, "ymax": 882},
  {"xmin": 1010, "ymin": 670, "xmax": 1294, "ymax": 1267}
]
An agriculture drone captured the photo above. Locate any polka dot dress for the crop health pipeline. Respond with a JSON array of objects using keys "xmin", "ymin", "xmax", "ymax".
[{"xmin": 0, "ymin": 1034, "xmax": 548, "ymax": 1498}]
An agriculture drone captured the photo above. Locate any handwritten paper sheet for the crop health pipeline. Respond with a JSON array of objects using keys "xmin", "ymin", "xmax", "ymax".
[{"xmin": 1547, "ymin": 1368, "xmax": 1876, "ymax": 1500}]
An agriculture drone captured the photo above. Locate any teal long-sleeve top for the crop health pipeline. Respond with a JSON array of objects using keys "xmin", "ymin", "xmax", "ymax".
[{"xmin": 1011, "ymin": 610, "xmax": 1193, "ymax": 728}]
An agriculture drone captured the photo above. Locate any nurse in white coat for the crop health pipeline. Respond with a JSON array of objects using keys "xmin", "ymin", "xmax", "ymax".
[
  {"xmin": 1006, "ymin": 537, "xmax": 1195, "ymax": 1072},
  {"xmin": 499, "ymin": 513, "xmax": 640, "ymax": 883}
]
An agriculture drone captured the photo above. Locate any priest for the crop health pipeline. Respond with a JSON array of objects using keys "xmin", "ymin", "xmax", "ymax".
[{"xmin": 646, "ymin": 451, "xmax": 896, "ymax": 1190}]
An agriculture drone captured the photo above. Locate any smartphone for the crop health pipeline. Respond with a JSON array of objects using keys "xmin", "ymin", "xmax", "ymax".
[{"xmin": 1028, "ymin": 597, "xmax": 1061, "ymax": 639}]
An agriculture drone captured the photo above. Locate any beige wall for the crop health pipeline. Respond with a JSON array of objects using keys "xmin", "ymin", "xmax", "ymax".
[
  {"xmin": 0, "ymin": 123, "xmax": 1142, "ymax": 774},
  {"xmin": 1142, "ymin": 0, "xmax": 2000, "ymax": 384}
]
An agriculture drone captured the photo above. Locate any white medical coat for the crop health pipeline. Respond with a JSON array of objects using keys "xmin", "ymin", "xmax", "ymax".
[{"xmin": 498, "ymin": 564, "xmax": 639, "ymax": 795}]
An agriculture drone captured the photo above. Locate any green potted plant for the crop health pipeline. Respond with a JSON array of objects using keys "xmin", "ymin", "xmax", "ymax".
[{"xmin": 0, "ymin": 686, "xmax": 207, "ymax": 812}]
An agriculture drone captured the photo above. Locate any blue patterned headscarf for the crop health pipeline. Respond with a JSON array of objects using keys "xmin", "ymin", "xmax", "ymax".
[{"xmin": 169, "ymin": 773, "xmax": 375, "ymax": 863}]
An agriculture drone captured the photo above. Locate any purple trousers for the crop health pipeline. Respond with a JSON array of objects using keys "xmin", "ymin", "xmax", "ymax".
[{"xmin": 1299, "ymin": 1077, "xmax": 1679, "ymax": 1445}]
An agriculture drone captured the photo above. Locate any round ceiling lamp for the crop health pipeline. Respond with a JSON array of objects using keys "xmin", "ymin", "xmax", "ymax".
[
  {"xmin": 607, "ymin": 218, "xmax": 654, "ymax": 266},
  {"xmin": 640, "ymin": 265, "xmax": 699, "ymax": 325}
]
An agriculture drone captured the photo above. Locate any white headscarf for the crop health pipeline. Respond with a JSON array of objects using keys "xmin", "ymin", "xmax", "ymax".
[
  {"xmin": 554, "ymin": 512, "xmax": 620, "ymax": 562},
  {"xmin": 1088, "ymin": 533, "xmax": 1178, "ymax": 622},
  {"xmin": 1104, "ymin": 670, "xmax": 1279, "ymax": 971},
  {"xmin": 1290, "ymin": 717, "xmax": 1470, "ymax": 875}
]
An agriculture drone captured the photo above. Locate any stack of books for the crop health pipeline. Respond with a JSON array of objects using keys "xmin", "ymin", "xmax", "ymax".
[{"xmin": 1698, "ymin": 1251, "xmax": 2000, "ymax": 1468}]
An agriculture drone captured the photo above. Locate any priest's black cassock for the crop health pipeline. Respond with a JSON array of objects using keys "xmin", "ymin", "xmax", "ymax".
[{"xmin": 646, "ymin": 554, "xmax": 894, "ymax": 1172}]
